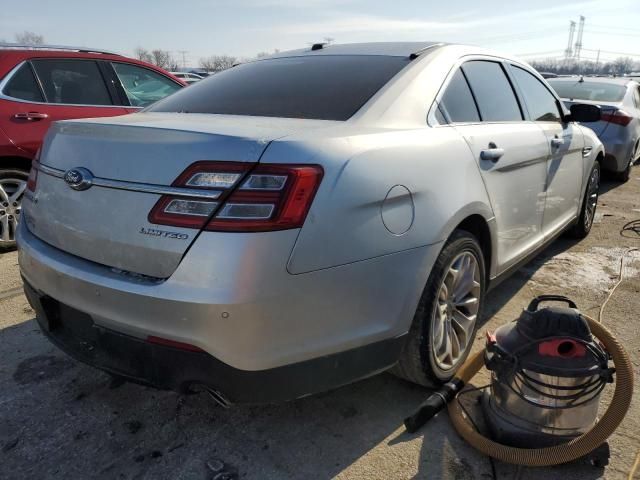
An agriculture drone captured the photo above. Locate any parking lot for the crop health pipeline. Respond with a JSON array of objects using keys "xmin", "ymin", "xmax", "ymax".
[{"xmin": 0, "ymin": 166, "xmax": 637, "ymax": 480}]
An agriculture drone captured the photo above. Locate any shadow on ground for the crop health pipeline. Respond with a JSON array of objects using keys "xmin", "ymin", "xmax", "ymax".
[{"xmin": 0, "ymin": 236, "xmax": 608, "ymax": 480}]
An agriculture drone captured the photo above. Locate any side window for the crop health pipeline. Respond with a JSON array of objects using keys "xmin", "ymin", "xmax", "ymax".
[
  {"xmin": 31, "ymin": 59, "xmax": 113, "ymax": 105},
  {"xmin": 633, "ymin": 87, "xmax": 640, "ymax": 109},
  {"xmin": 437, "ymin": 69, "xmax": 480, "ymax": 123},
  {"xmin": 2, "ymin": 63, "xmax": 45, "ymax": 102},
  {"xmin": 510, "ymin": 66, "xmax": 562, "ymax": 122},
  {"xmin": 112, "ymin": 63, "xmax": 182, "ymax": 107},
  {"xmin": 461, "ymin": 61, "xmax": 522, "ymax": 122}
]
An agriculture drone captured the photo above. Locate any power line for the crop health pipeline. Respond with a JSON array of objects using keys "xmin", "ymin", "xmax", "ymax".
[
  {"xmin": 584, "ymin": 29, "xmax": 640, "ymax": 38},
  {"xmin": 588, "ymin": 24, "xmax": 640, "ymax": 33},
  {"xmin": 517, "ymin": 49, "xmax": 565, "ymax": 57},
  {"xmin": 475, "ymin": 27, "xmax": 562, "ymax": 44},
  {"xmin": 582, "ymin": 48, "xmax": 640, "ymax": 58}
]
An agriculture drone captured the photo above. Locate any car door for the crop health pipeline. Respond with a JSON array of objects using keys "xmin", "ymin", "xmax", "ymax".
[
  {"xmin": 435, "ymin": 60, "xmax": 549, "ymax": 273},
  {"xmin": 109, "ymin": 62, "xmax": 183, "ymax": 113},
  {"xmin": 508, "ymin": 64, "xmax": 583, "ymax": 238},
  {"xmin": 0, "ymin": 58, "xmax": 128, "ymax": 157}
]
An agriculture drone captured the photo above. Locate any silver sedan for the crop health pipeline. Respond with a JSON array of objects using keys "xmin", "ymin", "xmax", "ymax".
[
  {"xmin": 18, "ymin": 42, "xmax": 604, "ymax": 404},
  {"xmin": 548, "ymin": 76, "xmax": 640, "ymax": 181}
]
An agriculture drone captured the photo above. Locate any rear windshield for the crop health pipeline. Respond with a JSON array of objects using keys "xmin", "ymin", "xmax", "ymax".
[
  {"xmin": 148, "ymin": 55, "xmax": 411, "ymax": 120},
  {"xmin": 547, "ymin": 80, "xmax": 627, "ymax": 102}
]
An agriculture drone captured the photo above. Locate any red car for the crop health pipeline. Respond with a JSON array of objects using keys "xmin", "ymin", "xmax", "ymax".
[{"xmin": 0, "ymin": 44, "xmax": 185, "ymax": 248}]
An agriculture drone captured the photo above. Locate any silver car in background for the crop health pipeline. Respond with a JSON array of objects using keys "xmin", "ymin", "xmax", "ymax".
[
  {"xmin": 17, "ymin": 42, "xmax": 604, "ymax": 404},
  {"xmin": 548, "ymin": 76, "xmax": 640, "ymax": 181}
]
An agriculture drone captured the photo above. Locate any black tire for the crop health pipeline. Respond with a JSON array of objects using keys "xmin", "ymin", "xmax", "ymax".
[
  {"xmin": 616, "ymin": 158, "xmax": 632, "ymax": 183},
  {"xmin": 0, "ymin": 168, "xmax": 29, "ymax": 251},
  {"xmin": 616, "ymin": 144, "xmax": 637, "ymax": 183},
  {"xmin": 569, "ymin": 161, "xmax": 600, "ymax": 239},
  {"xmin": 392, "ymin": 230, "xmax": 486, "ymax": 387}
]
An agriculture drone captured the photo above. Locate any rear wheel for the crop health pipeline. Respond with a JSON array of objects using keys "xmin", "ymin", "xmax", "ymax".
[
  {"xmin": 616, "ymin": 145, "xmax": 637, "ymax": 183},
  {"xmin": 0, "ymin": 169, "xmax": 29, "ymax": 250},
  {"xmin": 569, "ymin": 161, "xmax": 600, "ymax": 239},
  {"xmin": 392, "ymin": 230, "xmax": 486, "ymax": 386}
]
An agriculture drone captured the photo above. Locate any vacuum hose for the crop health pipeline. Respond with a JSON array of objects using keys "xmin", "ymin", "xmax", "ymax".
[{"xmin": 445, "ymin": 315, "xmax": 634, "ymax": 466}]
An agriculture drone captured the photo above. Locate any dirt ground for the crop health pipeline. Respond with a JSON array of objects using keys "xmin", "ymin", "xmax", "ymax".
[{"xmin": 1, "ymin": 166, "xmax": 639, "ymax": 480}]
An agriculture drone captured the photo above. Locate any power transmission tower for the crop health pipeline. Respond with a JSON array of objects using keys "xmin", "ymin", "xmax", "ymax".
[
  {"xmin": 178, "ymin": 50, "xmax": 188, "ymax": 68},
  {"xmin": 574, "ymin": 16, "xmax": 585, "ymax": 60},
  {"xmin": 565, "ymin": 21, "xmax": 576, "ymax": 59}
]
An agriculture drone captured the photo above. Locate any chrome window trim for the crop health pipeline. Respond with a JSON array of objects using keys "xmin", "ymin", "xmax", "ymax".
[
  {"xmin": 36, "ymin": 163, "xmax": 222, "ymax": 200},
  {"xmin": 0, "ymin": 60, "xmax": 135, "ymax": 108}
]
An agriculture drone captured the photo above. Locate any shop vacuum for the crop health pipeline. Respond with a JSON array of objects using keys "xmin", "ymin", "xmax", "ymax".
[{"xmin": 404, "ymin": 295, "xmax": 634, "ymax": 468}]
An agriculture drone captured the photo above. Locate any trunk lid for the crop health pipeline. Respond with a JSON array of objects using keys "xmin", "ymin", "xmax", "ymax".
[{"xmin": 25, "ymin": 113, "xmax": 334, "ymax": 278}]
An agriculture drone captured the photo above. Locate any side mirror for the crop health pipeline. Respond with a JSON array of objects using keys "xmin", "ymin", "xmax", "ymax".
[{"xmin": 567, "ymin": 103, "xmax": 601, "ymax": 123}]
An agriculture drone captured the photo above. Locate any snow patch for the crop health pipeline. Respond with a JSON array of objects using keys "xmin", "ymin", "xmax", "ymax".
[{"xmin": 521, "ymin": 247, "xmax": 640, "ymax": 292}]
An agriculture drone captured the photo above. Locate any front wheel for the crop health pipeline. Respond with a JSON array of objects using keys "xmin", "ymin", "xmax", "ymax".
[
  {"xmin": 392, "ymin": 230, "xmax": 486, "ymax": 386},
  {"xmin": 569, "ymin": 161, "xmax": 600, "ymax": 239},
  {"xmin": 0, "ymin": 168, "xmax": 29, "ymax": 250}
]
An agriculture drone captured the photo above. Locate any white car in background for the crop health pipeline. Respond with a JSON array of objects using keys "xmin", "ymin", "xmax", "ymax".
[{"xmin": 170, "ymin": 72, "xmax": 203, "ymax": 84}]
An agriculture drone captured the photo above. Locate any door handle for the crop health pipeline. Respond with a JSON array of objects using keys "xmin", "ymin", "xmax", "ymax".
[
  {"xmin": 14, "ymin": 112, "xmax": 49, "ymax": 121},
  {"xmin": 551, "ymin": 136, "xmax": 565, "ymax": 148},
  {"xmin": 480, "ymin": 144, "xmax": 505, "ymax": 162}
]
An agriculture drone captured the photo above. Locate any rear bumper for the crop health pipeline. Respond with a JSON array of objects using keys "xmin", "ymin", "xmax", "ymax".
[
  {"xmin": 24, "ymin": 280, "xmax": 405, "ymax": 403},
  {"xmin": 600, "ymin": 134, "xmax": 635, "ymax": 172},
  {"xmin": 18, "ymin": 221, "xmax": 440, "ymax": 398}
]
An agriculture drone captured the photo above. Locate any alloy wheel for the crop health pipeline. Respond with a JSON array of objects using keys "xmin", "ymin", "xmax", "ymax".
[
  {"xmin": 0, "ymin": 177, "xmax": 27, "ymax": 246},
  {"xmin": 430, "ymin": 251, "xmax": 481, "ymax": 371}
]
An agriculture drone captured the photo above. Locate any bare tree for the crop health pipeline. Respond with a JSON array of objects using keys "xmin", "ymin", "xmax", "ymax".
[
  {"xmin": 151, "ymin": 49, "xmax": 174, "ymax": 69},
  {"xmin": 134, "ymin": 47, "xmax": 178, "ymax": 70},
  {"xmin": 530, "ymin": 56, "xmax": 640, "ymax": 76},
  {"xmin": 167, "ymin": 58, "xmax": 180, "ymax": 71},
  {"xmin": 255, "ymin": 49, "xmax": 280, "ymax": 59},
  {"xmin": 134, "ymin": 47, "xmax": 153, "ymax": 63},
  {"xmin": 199, "ymin": 55, "xmax": 237, "ymax": 72},
  {"xmin": 612, "ymin": 57, "xmax": 635, "ymax": 75},
  {"xmin": 15, "ymin": 31, "xmax": 45, "ymax": 45}
]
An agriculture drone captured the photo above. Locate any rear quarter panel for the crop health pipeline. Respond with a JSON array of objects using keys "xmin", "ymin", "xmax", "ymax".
[{"xmin": 271, "ymin": 126, "xmax": 493, "ymax": 274}]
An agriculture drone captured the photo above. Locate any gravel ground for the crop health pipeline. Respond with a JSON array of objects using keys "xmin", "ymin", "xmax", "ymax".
[{"xmin": 1, "ymin": 166, "xmax": 639, "ymax": 480}]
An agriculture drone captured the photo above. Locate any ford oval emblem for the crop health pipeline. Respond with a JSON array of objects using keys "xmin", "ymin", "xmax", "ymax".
[{"xmin": 63, "ymin": 167, "xmax": 94, "ymax": 191}]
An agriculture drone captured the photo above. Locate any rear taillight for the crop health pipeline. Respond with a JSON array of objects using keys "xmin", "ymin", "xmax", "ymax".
[
  {"xmin": 149, "ymin": 162, "xmax": 323, "ymax": 232},
  {"xmin": 26, "ymin": 166, "xmax": 38, "ymax": 192},
  {"xmin": 27, "ymin": 150, "xmax": 40, "ymax": 192},
  {"xmin": 601, "ymin": 110, "xmax": 632, "ymax": 127},
  {"xmin": 148, "ymin": 161, "xmax": 246, "ymax": 229}
]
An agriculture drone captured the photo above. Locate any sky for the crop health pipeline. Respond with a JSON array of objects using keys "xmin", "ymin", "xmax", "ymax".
[{"xmin": 2, "ymin": 0, "xmax": 640, "ymax": 67}]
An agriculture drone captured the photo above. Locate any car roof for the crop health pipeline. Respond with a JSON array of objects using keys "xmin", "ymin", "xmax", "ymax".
[{"xmin": 266, "ymin": 41, "xmax": 445, "ymax": 59}]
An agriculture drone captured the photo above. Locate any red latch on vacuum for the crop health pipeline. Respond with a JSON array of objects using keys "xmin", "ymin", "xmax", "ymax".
[{"xmin": 538, "ymin": 339, "xmax": 587, "ymax": 358}]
